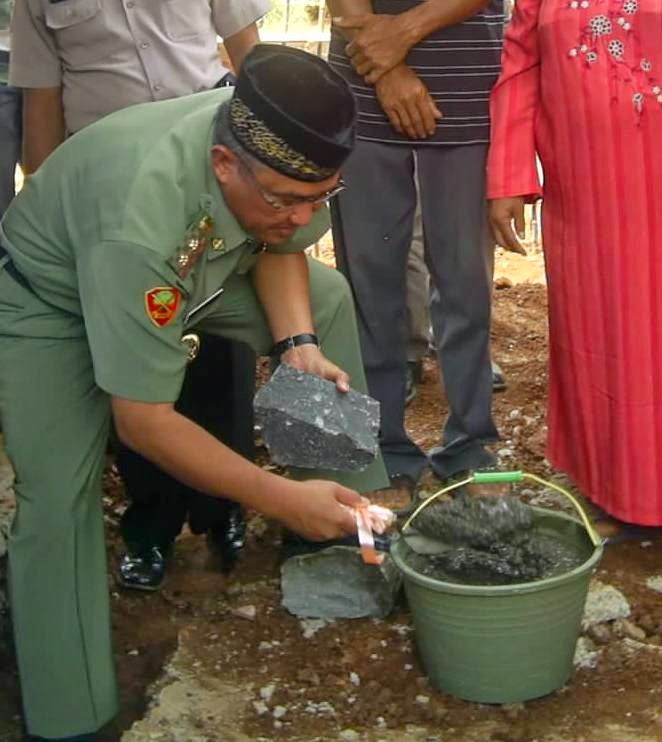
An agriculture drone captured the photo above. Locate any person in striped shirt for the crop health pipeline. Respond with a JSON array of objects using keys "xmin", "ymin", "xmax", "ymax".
[{"xmin": 327, "ymin": 0, "xmax": 511, "ymax": 492}]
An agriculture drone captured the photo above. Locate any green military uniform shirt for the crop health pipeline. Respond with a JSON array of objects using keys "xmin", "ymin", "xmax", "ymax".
[{"xmin": 2, "ymin": 86, "xmax": 329, "ymax": 402}]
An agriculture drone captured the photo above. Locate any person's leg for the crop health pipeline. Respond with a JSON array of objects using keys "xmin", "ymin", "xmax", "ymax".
[
  {"xmin": 0, "ymin": 333, "xmax": 116, "ymax": 738},
  {"xmin": 198, "ymin": 257, "xmax": 390, "ymax": 493},
  {"xmin": 0, "ymin": 84, "xmax": 22, "ymax": 218},
  {"xmin": 116, "ymin": 445, "xmax": 188, "ymax": 590},
  {"xmin": 117, "ymin": 334, "xmax": 256, "ymax": 584},
  {"xmin": 331, "ymin": 140, "xmax": 428, "ymax": 482},
  {"xmin": 182, "ymin": 334, "xmax": 255, "ymax": 573},
  {"xmin": 417, "ymin": 144, "xmax": 499, "ymax": 480}
]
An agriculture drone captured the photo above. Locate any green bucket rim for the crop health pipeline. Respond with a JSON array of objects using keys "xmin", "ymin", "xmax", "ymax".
[{"xmin": 391, "ymin": 506, "xmax": 604, "ymax": 597}]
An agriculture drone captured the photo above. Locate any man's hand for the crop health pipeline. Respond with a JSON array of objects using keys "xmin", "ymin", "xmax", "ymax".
[
  {"xmin": 375, "ymin": 65, "xmax": 442, "ymax": 140},
  {"xmin": 279, "ymin": 480, "xmax": 365, "ymax": 541},
  {"xmin": 335, "ymin": 13, "xmax": 413, "ymax": 83},
  {"xmin": 489, "ymin": 197, "xmax": 528, "ymax": 255},
  {"xmin": 280, "ymin": 344, "xmax": 350, "ymax": 392}
]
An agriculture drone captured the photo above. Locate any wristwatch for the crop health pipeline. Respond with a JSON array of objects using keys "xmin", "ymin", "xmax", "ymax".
[{"xmin": 269, "ymin": 332, "xmax": 319, "ymax": 358}]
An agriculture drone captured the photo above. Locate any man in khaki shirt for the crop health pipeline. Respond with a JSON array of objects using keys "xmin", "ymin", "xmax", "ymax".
[{"xmin": 9, "ymin": 0, "xmax": 272, "ymax": 590}]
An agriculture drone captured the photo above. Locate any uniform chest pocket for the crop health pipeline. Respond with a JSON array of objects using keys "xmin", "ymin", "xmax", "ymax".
[
  {"xmin": 41, "ymin": 0, "xmax": 116, "ymax": 67},
  {"xmin": 159, "ymin": 0, "xmax": 213, "ymax": 42}
]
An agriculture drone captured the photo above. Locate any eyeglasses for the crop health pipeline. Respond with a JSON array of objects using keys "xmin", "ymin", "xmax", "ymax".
[{"xmin": 235, "ymin": 151, "xmax": 346, "ymax": 211}]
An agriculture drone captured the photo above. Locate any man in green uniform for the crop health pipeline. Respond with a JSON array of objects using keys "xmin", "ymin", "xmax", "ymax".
[{"xmin": 0, "ymin": 45, "xmax": 388, "ymax": 740}]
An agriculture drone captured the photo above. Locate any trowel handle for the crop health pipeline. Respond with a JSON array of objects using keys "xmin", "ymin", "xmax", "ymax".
[{"xmin": 472, "ymin": 471, "xmax": 524, "ymax": 484}]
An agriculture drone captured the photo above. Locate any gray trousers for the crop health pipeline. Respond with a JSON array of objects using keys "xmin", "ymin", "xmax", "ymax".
[{"xmin": 332, "ymin": 140, "xmax": 498, "ymax": 481}]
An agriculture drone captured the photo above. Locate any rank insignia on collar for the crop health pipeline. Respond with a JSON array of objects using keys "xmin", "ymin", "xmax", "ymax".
[
  {"xmin": 145, "ymin": 287, "xmax": 182, "ymax": 327},
  {"xmin": 169, "ymin": 211, "xmax": 216, "ymax": 279}
]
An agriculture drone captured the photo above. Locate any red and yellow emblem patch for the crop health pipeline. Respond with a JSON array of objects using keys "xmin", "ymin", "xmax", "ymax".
[{"xmin": 144, "ymin": 287, "xmax": 181, "ymax": 328}]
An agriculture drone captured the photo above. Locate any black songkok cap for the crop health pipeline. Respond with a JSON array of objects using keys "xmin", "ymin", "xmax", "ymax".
[{"xmin": 230, "ymin": 44, "xmax": 357, "ymax": 182}]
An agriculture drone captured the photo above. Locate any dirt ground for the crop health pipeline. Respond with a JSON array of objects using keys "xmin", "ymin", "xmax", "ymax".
[{"xmin": 3, "ymin": 246, "xmax": 662, "ymax": 741}]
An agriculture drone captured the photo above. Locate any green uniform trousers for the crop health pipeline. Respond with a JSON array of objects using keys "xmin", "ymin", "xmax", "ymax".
[{"xmin": 0, "ymin": 257, "xmax": 389, "ymax": 737}]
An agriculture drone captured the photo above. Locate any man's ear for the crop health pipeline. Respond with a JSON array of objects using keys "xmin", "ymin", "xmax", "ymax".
[{"xmin": 210, "ymin": 145, "xmax": 237, "ymax": 183}]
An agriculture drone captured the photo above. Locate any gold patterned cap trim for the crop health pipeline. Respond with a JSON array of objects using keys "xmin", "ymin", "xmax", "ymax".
[{"xmin": 229, "ymin": 97, "xmax": 335, "ymax": 183}]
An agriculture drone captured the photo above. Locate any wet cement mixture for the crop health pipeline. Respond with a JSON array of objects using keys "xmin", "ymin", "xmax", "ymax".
[
  {"xmin": 405, "ymin": 497, "xmax": 585, "ymax": 585},
  {"xmin": 3, "ymin": 251, "xmax": 662, "ymax": 741}
]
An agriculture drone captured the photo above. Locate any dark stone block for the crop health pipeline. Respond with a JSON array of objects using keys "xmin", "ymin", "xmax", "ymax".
[
  {"xmin": 254, "ymin": 364, "xmax": 379, "ymax": 471},
  {"xmin": 281, "ymin": 546, "xmax": 401, "ymax": 619}
]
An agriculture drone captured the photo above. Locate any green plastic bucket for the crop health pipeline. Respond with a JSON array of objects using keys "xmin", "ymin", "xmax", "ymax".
[{"xmin": 392, "ymin": 498, "xmax": 603, "ymax": 703}]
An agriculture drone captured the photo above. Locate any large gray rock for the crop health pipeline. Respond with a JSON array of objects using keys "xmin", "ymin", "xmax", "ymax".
[
  {"xmin": 254, "ymin": 364, "xmax": 380, "ymax": 471},
  {"xmin": 582, "ymin": 580, "xmax": 631, "ymax": 629},
  {"xmin": 281, "ymin": 545, "xmax": 401, "ymax": 619}
]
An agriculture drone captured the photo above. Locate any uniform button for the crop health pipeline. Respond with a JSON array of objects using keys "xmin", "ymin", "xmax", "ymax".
[
  {"xmin": 153, "ymin": 84, "xmax": 162, "ymax": 92},
  {"xmin": 140, "ymin": 41, "xmax": 150, "ymax": 49},
  {"xmin": 126, "ymin": 1, "xmax": 135, "ymax": 6}
]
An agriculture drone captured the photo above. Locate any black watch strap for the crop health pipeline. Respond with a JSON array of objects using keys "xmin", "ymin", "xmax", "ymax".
[{"xmin": 270, "ymin": 332, "xmax": 319, "ymax": 358}]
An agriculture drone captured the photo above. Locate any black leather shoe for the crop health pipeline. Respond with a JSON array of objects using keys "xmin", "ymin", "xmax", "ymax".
[
  {"xmin": 207, "ymin": 508, "xmax": 246, "ymax": 574},
  {"xmin": 117, "ymin": 546, "xmax": 166, "ymax": 591}
]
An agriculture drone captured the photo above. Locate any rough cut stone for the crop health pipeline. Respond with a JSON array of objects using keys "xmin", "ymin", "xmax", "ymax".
[
  {"xmin": 573, "ymin": 636, "xmax": 601, "ymax": 669},
  {"xmin": 645, "ymin": 575, "xmax": 662, "ymax": 593},
  {"xmin": 281, "ymin": 545, "xmax": 401, "ymax": 619},
  {"xmin": 254, "ymin": 364, "xmax": 379, "ymax": 471},
  {"xmin": 582, "ymin": 580, "xmax": 631, "ymax": 628}
]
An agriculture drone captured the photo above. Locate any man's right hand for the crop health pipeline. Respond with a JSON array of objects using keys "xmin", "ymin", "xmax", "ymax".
[
  {"xmin": 278, "ymin": 480, "xmax": 365, "ymax": 541},
  {"xmin": 375, "ymin": 64, "xmax": 442, "ymax": 140}
]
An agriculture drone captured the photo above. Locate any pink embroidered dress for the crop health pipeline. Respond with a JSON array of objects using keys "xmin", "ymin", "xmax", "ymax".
[{"xmin": 488, "ymin": 0, "xmax": 662, "ymax": 524}]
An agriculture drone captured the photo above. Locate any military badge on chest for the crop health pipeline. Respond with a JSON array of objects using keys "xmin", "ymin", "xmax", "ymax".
[{"xmin": 169, "ymin": 210, "xmax": 224, "ymax": 279}]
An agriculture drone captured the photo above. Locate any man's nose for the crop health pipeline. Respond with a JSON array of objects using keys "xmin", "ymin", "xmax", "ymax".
[{"xmin": 287, "ymin": 201, "xmax": 315, "ymax": 226}]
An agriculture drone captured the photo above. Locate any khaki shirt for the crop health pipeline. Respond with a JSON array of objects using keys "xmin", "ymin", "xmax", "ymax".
[
  {"xmin": 9, "ymin": 0, "xmax": 270, "ymax": 133},
  {"xmin": 1, "ymin": 87, "xmax": 329, "ymax": 402}
]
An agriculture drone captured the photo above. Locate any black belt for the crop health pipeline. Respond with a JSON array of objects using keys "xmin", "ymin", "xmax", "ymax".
[{"xmin": 0, "ymin": 244, "xmax": 32, "ymax": 292}]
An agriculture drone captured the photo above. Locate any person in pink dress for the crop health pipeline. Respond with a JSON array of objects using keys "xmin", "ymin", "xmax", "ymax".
[{"xmin": 488, "ymin": 0, "xmax": 662, "ymax": 531}]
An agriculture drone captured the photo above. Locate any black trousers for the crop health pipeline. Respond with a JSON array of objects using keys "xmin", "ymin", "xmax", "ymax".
[{"xmin": 118, "ymin": 335, "xmax": 255, "ymax": 553}]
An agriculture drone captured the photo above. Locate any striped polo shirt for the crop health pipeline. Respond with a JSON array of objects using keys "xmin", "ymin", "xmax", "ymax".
[{"xmin": 328, "ymin": 0, "xmax": 504, "ymax": 146}]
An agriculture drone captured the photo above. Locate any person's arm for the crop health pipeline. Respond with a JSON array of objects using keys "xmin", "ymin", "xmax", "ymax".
[
  {"xmin": 375, "ymin": 64, "xmax": 442, "ymax": 139},
  {"xmin": 334, "ymin": 0, "xmax": 490, "ymax": 83},
  {"xmin": 328, "ymin": 1, "xmax": 441, "ymax": 139},
  {"xmin": 22, "ymin": 86, "xmax": 65, "ymax": 174},
  {"xmin": 252, "ymin": 249, "xmax": 351, "ymax": 391},
  {"xmin": 10, "ymin": 0, "xmax": 66, "ymax": 172},
  {"xmin": 223, "ymin": 22, "xmax": 260, "ymax": 72},
  {"xmin": 326, "ymin": 0, "xmax": 371, "ymax": 41},
  {"xmin": 112, "ymin": 398, "xmax": 362, "ymax": 541},
  {"xmin": 487, "ymin": 0, "xmax": 543, "ymax": 253}
]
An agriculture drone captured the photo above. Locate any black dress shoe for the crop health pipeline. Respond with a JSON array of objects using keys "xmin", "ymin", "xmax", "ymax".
[
  {"xmin": 207, "ymin": 508, "xmax": 246, "ymax": 574},
  {"xmin": 117, "ymin": 546, "xmax": 166, "ymax": 591}
]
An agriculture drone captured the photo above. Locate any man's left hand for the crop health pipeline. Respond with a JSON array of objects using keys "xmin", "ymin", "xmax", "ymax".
[
  {"xmin": 280, "ymin": 344, "xmax": 350, "ymax": 393},
  {"xmin": 334, "ymin": 14, "xmax": 412, "ymax": 84}
]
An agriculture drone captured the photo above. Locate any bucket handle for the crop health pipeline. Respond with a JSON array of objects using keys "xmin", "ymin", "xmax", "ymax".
[{"xmin": 401, "ymin": 470, "xmax": 602, "ymax": 547}]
